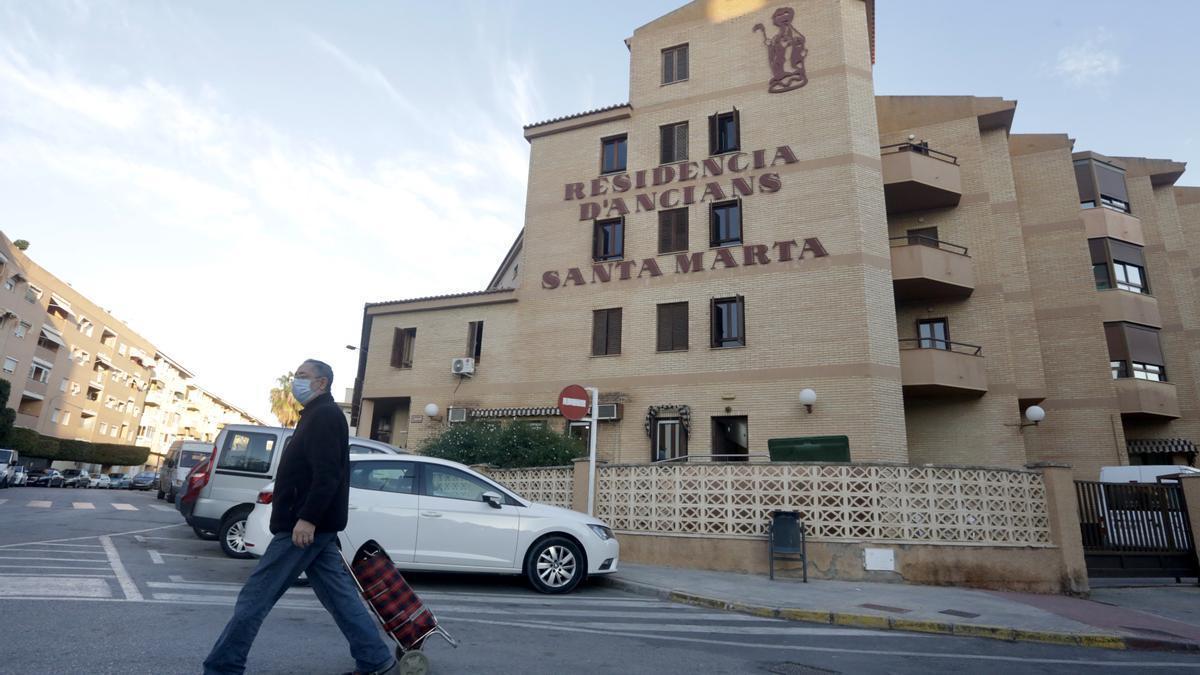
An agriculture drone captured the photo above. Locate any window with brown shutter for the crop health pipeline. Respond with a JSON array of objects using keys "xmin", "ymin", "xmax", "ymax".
[
  {"xmin": 711, "ymin": 296, "xmax": 745, "ymax": 348},
  {"xmin": 656, "ymin": 302, "xmax": 688, "ymax": 352},
  {"xmin": 658, "ymin": 208, "xmax": 688, "ymax": 254},
  {"xmin": 593, "ymin": 218, "xmax": 624, "ymax": 261},
  {"xmin": 662, "ymin": 44, "xmax": 688, "ymax": 84},
  {"xmin": 591, "ymin": 308, "xmax": 622, "ymax": 356},
  {"xmin": 466, "ymin": 321, "xmax": 483, "ymax": 363},
  {"xmin": 708, "ymin": 109, "xmax": 740, "ymax": 155},
  {"xmin": 391, "ymin": 327, "xmax": 416, "ymax": 369},
  {"xmin": 660, "ymin": 121, "xmax": 688, "ymax": 164}
]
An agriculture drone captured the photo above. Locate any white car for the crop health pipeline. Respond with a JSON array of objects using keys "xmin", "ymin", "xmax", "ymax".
[
  {"xmin": 88, "ymin": 474, "xmax": 111, "ymax": 489},
  {"xmin": 245, "ymin": 454, "xmax": 619, "ymax": 594}
]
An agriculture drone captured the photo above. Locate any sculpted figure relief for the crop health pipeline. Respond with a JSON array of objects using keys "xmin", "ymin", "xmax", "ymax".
[{"xmin": 754, "ymin": 7, "xmax": 808, "ymax": 93}]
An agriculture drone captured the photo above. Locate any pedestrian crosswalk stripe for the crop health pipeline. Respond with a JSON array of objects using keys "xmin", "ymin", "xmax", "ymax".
[
  {"xmin": 0, "ymin": 499, "xmax": 8, "ymax": 505},
  {"xmin": 73, "ymin": 502, "xmax": 95, "ymax": 510},
  {"xmin": 112, "ymin": 503, "xmax": 137, "ymax": 511},
  {"xmin": 28, "ymin": 501, "xmax": 51, "ymax": 508},
  {"xmin": 149, "ymin": 505, "xmax": 175, "ymax": 512}
]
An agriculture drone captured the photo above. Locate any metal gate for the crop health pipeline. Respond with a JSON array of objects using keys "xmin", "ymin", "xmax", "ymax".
[{"xmin": 1075, "ymin": 481, "xmax": 1198, "ymax": 578}]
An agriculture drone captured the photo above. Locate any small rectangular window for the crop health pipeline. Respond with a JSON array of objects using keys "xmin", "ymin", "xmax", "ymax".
[
  {"xmin": 14, "ymin": 321, "xmax": 30, "ymax": 338},
  {"xmin": 711, "ymin": 296, "xmax": 746, "ymax": 348},
  {"xmin": 1113, "ymin": 261, "xmax": 1147, "ymax": 294},
  {"xmin": 1093, "ymin": 263, "xmax": 1112, "ymax": 290},
  {"xmin": 710, "ymin": 200, "xmax": 742, "ymax": 247},
  {"xmin": 917, "ymin": 318, "xmax": 950, "ymax": 350},
  {"xmin": 390, "ymin": 327, "xmax": 416, "ymax": 369},
  {"xmin": 593, "ymin": 218, "xmax": 624, "ymax": 261},
  {"xmin": 2, "ymin": 357, "xmax": 16, "ymax": 374},
  {"xmin": 656, "ymin": 302, "xmax": 689, "ymax": 352},
  {"xmin": 601, "ymin": 135, "xmax": 627, "ymax": 174},
  {"xmin": 652, "ymin": 418, "xmax": 687, "ymax": 462},
  {"xmin": 658, "ymin": 208, "xmax": 689, "ymax": 254},
  {"xmin": 466, "ymin": 321, "xmax": 484, "ymax": 363},
  {"xmin": 1131, "ymin": 361, "xmax": 1165, "ymax": 382},
  {"xmin": 662, "ymin": 44, "xmax": 689, "ymax": 84},
  {"xmin": 660, "ymin": 121, "xmax": 688, "ymax": 164},
  {"xmin": 708, "ymin": 109, "xmax": 740, "ymax": 155},
  {"xmin": 591, "ymin": 308, "xmax": 622, "ymax": 356}
]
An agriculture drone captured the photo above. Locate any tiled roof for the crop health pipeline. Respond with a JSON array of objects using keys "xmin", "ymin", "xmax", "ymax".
[
  {"xmin": 365, "ymin": 287, "xmax": 515, "ymax": 309},
  {"xmin": 523, "ymin": 102, "xmax": 631, "ymax": 130}
]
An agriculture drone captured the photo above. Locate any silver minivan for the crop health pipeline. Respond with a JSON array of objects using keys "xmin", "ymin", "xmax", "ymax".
[
  {"xmin": 178, "ymin": 424, "xmax": 402, "ymax": 558},
  {"xmin": 158, "ymin": 440, "xmax": 214, "ymax": 503}
]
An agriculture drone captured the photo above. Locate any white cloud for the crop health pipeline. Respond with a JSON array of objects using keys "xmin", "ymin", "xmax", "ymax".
[
  {"xmin": 307, "ymin": 32, "xmax": 423, "ymax": 120},
  {"xmin": 1054, "ymin": 29, "xmax": 1122, "ymax": 88},
  {"xmin": 0, "ymin": 40, "xmax": 534, "ymax": 422}
]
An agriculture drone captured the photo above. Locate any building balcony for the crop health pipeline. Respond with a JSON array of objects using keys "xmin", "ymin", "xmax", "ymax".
[
  {"xmin": 16, "ymin": 412, "xmax": 39, "ymax": 429},
  {"xmin": 899, "ymin": 339, "xmax": 988, "ymax": 396},
  {"xmin": 1081, "ymin": 206, "xmax": 1144, "ymax": 246},
  {"xmin": 1097, "ymin": 289, "xmax": 1161, "ymax": 328},
  {"xmin": 34, "ymin": 345, "xmax": 60, "ymax": 364},
  {"xmin": 881, "ymin": 143, "xmax": 963, "ymax": 214},
  {"xmin": 1113, "ymin": 378, "xmax": 1180, "ymax": 419},
  {"xmin": 889, "ymin": 237, "xmax": 975, "ymax": 300}
]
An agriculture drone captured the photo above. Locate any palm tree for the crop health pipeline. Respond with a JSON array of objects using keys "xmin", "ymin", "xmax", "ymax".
[{"xmin": 269, "ymin": 372, "xmax": 301, "ymax": 428}]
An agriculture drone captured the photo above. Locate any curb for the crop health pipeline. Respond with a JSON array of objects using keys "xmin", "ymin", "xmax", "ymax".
[{"xmin": 598, "ymin": 576, "xmax": 1200, "ymax": 653}]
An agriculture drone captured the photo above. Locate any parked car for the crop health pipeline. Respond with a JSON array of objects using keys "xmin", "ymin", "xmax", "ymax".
[
  {"xmin": 179, "ymin": 424, "xmax": 403, "ymax": 558},
  {"xmin": 61, "ymin": 469, "xmax": 90, "ymax": 488},
  {"xmin": 243, "ymin": 454, "xmax": 619, "ymax": 594},
  {"xmin": 108, "ymin": 473, "xmax": 133, "ymax": 489},
  {"xmin": 131, "ymin": 472, "xmax": 157, "ymax": 490},
  {"xmin": 0, "ymin": 449, "xmax": 19, "ymax": 488},
  {"xmin": 88, "ymin": 474, "xmax": 111, "ymax": 489},
  {"xmin": 158, "ymin": 440, "xmax": 214, "ymax": 503},
  {"xmin": 8, "ymin": 465, "xmax": 28, "ymax": 487},
  {"xmin": 30, "ymin": 469, "xmax": 65, "ymax": 487}
]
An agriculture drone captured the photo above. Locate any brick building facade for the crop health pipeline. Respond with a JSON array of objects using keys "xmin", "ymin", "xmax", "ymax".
[{"xmin": 354, "ymin": 0, "xmax": 1198, "ymax": 478}]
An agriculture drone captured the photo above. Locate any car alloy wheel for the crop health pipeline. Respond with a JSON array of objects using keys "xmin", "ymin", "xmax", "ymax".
[
  {"xmin": 219, "ymin": 511, "xmax": 254, "ymax": 559},
  {"xmin": 526, "ymin": 536, "xmax": 584, "ymax": 594}
]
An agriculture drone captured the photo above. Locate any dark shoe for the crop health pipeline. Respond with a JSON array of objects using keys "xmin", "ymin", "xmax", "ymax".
[{"xmin": 340, "ymin": 659, "xmax": 398, "ymax": 675}]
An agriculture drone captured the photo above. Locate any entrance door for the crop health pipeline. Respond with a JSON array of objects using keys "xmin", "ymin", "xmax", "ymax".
[
  {"xmin": 414, "ymin": 464, "xmax": 521, "ymax": 570},
  {"xmin": 711, "ymin": 416, "xmax": 749, "ymax": 461},
  {"xmin": 653, "ymin": 419, "xmax": 687, "ymax": 462},
  {"xmin": 1075, "ymin": 480, "xmax": 1198, "ymax": 578}
]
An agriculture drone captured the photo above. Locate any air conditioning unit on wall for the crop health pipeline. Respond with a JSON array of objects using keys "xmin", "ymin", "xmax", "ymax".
[
  {"xmin": 595, "ymin": 403, "xmax": 622, "ymax": 421},
  {"xmin": 451, "ymin": 357, "xmax": 475, "ymax": 376},
  {"xmin": 447, "ymin": 407, "xmax": 468, "ymax": 423}
]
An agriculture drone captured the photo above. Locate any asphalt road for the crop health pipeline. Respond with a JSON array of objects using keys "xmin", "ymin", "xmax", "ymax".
[{"xmin": 2, "ymin": 486, "xmax": 1199, "ymax": 674}]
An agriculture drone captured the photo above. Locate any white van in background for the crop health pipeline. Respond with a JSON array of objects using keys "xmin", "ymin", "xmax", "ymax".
[
  {"xmin": 1100, "ymin": 465, "xmax": 1200, "ymax": 484},
  {"xmin": 158, "ymin": 440, "xmax": 214, "ymax": 503},
  {"xmin": 177, "ymin": 424, "xmax": 402, "ymax": 559},
  {"xmin": 0, "ymin": 449, "xmax": 18, "ymax": 488}
]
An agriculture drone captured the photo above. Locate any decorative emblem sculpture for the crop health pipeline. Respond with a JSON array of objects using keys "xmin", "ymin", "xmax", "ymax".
[{"xmin": 753, "ymin": 7, "xmax": 808, "ymax": 93}]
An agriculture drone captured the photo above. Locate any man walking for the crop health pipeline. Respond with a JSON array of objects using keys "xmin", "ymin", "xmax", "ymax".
[{"xmin": 204, "ymin": 359, "xmax": 396, "ymax": 675}]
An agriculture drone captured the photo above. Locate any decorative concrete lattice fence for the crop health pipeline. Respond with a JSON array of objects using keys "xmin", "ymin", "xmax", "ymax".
[
  {"xmin": 486, "ymin": 466, "xmax": 574, "ymax": 509},
  {"xmin": 594, "ymin": 463, "xmax": 1052, "ymax": 547}
]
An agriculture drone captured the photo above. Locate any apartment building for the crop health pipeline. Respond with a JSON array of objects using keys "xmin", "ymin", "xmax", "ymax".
[
  {"xmin": 353, "ymin": 0, "xmax": 1198, "ymax": 477},
  {"xmin": 0, "ymin": 233, "xmax": 260, "ymax": 467}
]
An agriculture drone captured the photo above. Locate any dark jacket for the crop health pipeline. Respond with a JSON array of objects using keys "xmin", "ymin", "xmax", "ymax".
[{"xmin": 269, "ymin": 392, "xmax": 350, "ymax": 535}]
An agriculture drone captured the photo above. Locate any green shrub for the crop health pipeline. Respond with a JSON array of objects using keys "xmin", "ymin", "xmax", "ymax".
[
  {"xmin": 5, "ymin": 426, "xmax": 148, "ymax": 466},
  {"xmin": 0, "ymin": 379, "xmax": 14, "ymax": 444},
  {"xmin": 421, "ymin": 421, "xmax": 584, "ymax": 468}
]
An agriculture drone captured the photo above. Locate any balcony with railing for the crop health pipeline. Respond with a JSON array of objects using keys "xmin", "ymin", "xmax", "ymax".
[
  {"xmin": 881, "ymin": 142, "xmax": 962, "ymax": 214},
  {"xmin": 899, "ymin": 338, "xmax": 988, "ymax": 396},
  {"xmin": 889, "ymin": 236, "xmax": 975, "ymax": 300}
]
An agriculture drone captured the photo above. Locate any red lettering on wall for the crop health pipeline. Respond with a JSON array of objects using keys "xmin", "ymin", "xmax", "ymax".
[
  {"xmin": 683, "ymin": 186, "xmax": 696, "ymax": 205},
  {"xmin": 799, "ymin": 238, "xmax": 829, "ymax": 259},
  {"xmin": 771, "ymin": 145, "xmax": 799, "ymax": 166},
  {"xmin": 711, "ymin": 247, "xmax": 738, "ymax": 269},
  {"xmin": 564, "ymin": 268, "xmax": 586, "ymax": 286},
  {"xmin": 675, "ymin": 252, "xmax": 704, "ymax": 273},
  {"xmin": 701, "ymin": 182, "xmax": 727, "ymax": 202},
  {"xmin": 590, "ymin": 178, "xmax": 609, "ymax": 197},
  {"xmin": 758, "ymin": 172, "xmax": 782, "ymax": 193},
  {"xmin": 753, "ymin": 149, "xmax": 767, "ymax": 170},
  {"xmin": 637, "ymin": 258, "xmax": 664, "ymax": 278},
  {"xmin": 635, "ymin": 193, "xmax": 657, "ymax": 212},
  {"xmin": 579, "ymin": 202, "xmax": 601, "ymax": 221},
  {"xmin": 591, "ymin": 263, "xmax": 612, "ymax": 283},
  {"xmin": 611, "ymin": 174, "xmax": 632, "ymax": 193},
  {"xmin": 702, "ymin": 158, "xmax": 724, "ymax": 178},
  {"xmin": 743, "ymin": 244, "xmax": 770, "ymax": 266},
  {"xmin": 652, "ymin": 165, "xmax": 676, "ymax": 186},
  {"xmin": 634, "ymin": 170, "xmax": 647, "ymax": 190},
  {"xmin": 606, "ymin": 198, "xmax": 629, "ymax": 217},
  {"xmin": 541, "ymin": 270, "xmax": 561, "ymax": 289},
  {"xmin": 677, "ymin": 161, "xmax": 698, "ymax": 182},
  {"xmin": 565, "ymin": 183, "xmax": 585, "ymax": 200},
  {"xmin": 773, "ymin": 239, "xmax": 798, "ymax": 261},
  {"xmin": 615, "ymin": 260, "xmax": 637, "ymax": 280},
  {"xmin": 728, "ymin": 152, "xmax": 750, "ymax": 173},
  {"xmin": 659, "ymin": 189, "xmax": 681, "ymax": 209},
  {"xmin": 731, "ymin": 177, "xmax": 754, "ymax": 197}
]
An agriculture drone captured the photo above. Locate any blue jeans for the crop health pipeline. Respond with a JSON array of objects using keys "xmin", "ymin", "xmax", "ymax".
[{"xmin": 203, "ymin": 532, "xmax": 393, "ymax": 675}]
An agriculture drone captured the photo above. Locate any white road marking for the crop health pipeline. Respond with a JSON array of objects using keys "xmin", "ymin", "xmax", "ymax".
[
  {"xmin": 28, "ymin": 543, "xmax": 104, "ymax": 549},
  {"xmin": 134, "ymin": 535, "xmax": 146, "ymax": 543},
  {"xmin": 432, "ymin": 605, "xmax": 810, "ymax": 622},
  {"xmin": 28, "ymin": 501, "xmax": 51, "ymax": 508},
  {"xmin": 148, "ymin": 550, "xmax": 164, "ymax": 565},
  {"xmin": 156, "ymin": 552, "xmax": 248, "ymax": 562},
  {"xmin": 0, "ymin": 498, "xmax": 7, "ymax": 505},
  {"xmin": 0, "ymin": 556, "xmax": 113, "ymax": 563},
  {"xmin": 149, "ymin": 505, "xmax": 175, "ymax": 512},
  {"xmin": 111, "ymin": 503, "xmax": 137, "ymax": 511},
  {"xmin": 0, "ymin": 572, "xmax": 115, "ymax": 578},
  {"xmin": 501, "ymin": 618, "xmax": 911, "ymax": 637},
  {"xmin": 0, "ymin": 576, "xmax": 111, "ymax": 598},
  {"xmin": 149, "ymin": 592, "xmax": 316, "ymax": 610},
  {"xmin": 73, "ymin": 502, "xmax": 95, "ymax": 510},
  {"xmin": 0, "ymin": 547, "xmax": 107, "ymax": 556},
  {"xmin": 0, "ymin": 523, "xmax": 184, "ymax": 549},
  {"xmin": 99, "ymin": 535, "xmax": 141, "ymax": 601},
  {"xmin": 0, "ymin": 565, "xmax": 112, "ymax": 571}
]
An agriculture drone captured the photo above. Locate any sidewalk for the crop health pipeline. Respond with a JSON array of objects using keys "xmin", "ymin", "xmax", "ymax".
[{"xmin": 600, "ymin": 563, "xmax": 1200, "ymax": 651}]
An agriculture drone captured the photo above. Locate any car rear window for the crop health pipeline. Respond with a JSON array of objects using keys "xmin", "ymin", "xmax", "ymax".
[
  {"xmin": 217, "ymin": 432, "xmax": 277, "ymax": 474},
  {"xmin": 0, "ymin": 449, "xmax": 13, "ymax": 463},
  {"xmin": 180, "ymin": 450, "xmax": 210, "ymax": 468}
]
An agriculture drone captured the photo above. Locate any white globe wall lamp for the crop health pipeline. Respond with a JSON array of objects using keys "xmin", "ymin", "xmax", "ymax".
[{"xmin": 799, "ymin": 388, "xmax": 817, "ymax": 414}]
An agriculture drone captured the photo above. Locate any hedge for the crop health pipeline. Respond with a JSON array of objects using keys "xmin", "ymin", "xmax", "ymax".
[
  {"xmin": 5, "ymin": 426, "xmax": 151, "ymax": 466},
  {"xmin": 420, "ymin": 421, "xmax": 585, "ymax": 468}
]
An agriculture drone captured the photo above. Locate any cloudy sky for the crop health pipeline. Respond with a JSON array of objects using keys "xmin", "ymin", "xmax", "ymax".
[{"xmin": 2, "ymin": 0, "xmax": 1196, "ymax": 424}]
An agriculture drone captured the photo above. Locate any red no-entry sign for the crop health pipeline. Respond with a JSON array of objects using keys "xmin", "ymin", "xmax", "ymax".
[{"xmin": 558, "ymin": 384, "xmax": 591, "ymax": 421}]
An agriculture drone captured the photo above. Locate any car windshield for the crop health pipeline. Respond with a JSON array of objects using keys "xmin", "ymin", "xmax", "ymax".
[
  {"xmin": 0, "ymin": 449, "xmax": 13, "ymax": 463},
  {"xmin": 180, "ymin": 450, "xmax": 210, "ymax": 469},
  {"xmin": 136, "ymin": 472, "xmax": 155, "ymax": 479}
]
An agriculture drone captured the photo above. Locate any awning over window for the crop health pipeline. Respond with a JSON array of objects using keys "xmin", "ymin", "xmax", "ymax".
[
  {"xmin": 39, "ymin": 325, "xmax": 66, "ymax": 347},
  {"xmin": 47, "ymin": 293, "xmax": 75, "ymax": 320},
  {"xmin": 1128, "ymin": 438, "xmax": 1197, "ymax": 456},
  {"xmin": 470, "ymin": 407, "xmax": 560, "ymax": 418},
  {"xmin": 20, "ymin": 390, "xmax": 45, "ymax": 401},
  {"xmin": 95, "ymin": 353, "xmax": 113, "ymax": 367}
]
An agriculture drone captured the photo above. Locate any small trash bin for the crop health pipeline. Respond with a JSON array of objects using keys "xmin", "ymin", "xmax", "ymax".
[{"xmin": 769, "ymin": 510, "xmax": 807, "ymax": 582}]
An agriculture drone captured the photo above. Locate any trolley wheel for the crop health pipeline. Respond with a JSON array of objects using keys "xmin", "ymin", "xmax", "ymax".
[{"xmin": 397, "ymin": 649, "xmax": 429, "ymax": 675}]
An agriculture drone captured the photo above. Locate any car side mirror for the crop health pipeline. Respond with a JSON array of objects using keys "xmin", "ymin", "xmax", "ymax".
[{"xmin": 481, "ymin": 491, "xmax": 503, "ymax": 509}]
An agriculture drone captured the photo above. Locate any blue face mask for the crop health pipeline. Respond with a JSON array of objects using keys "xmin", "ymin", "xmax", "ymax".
[{"xmin": 291, "ymin": 377, "xmax": 316, "ymax": 405}]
